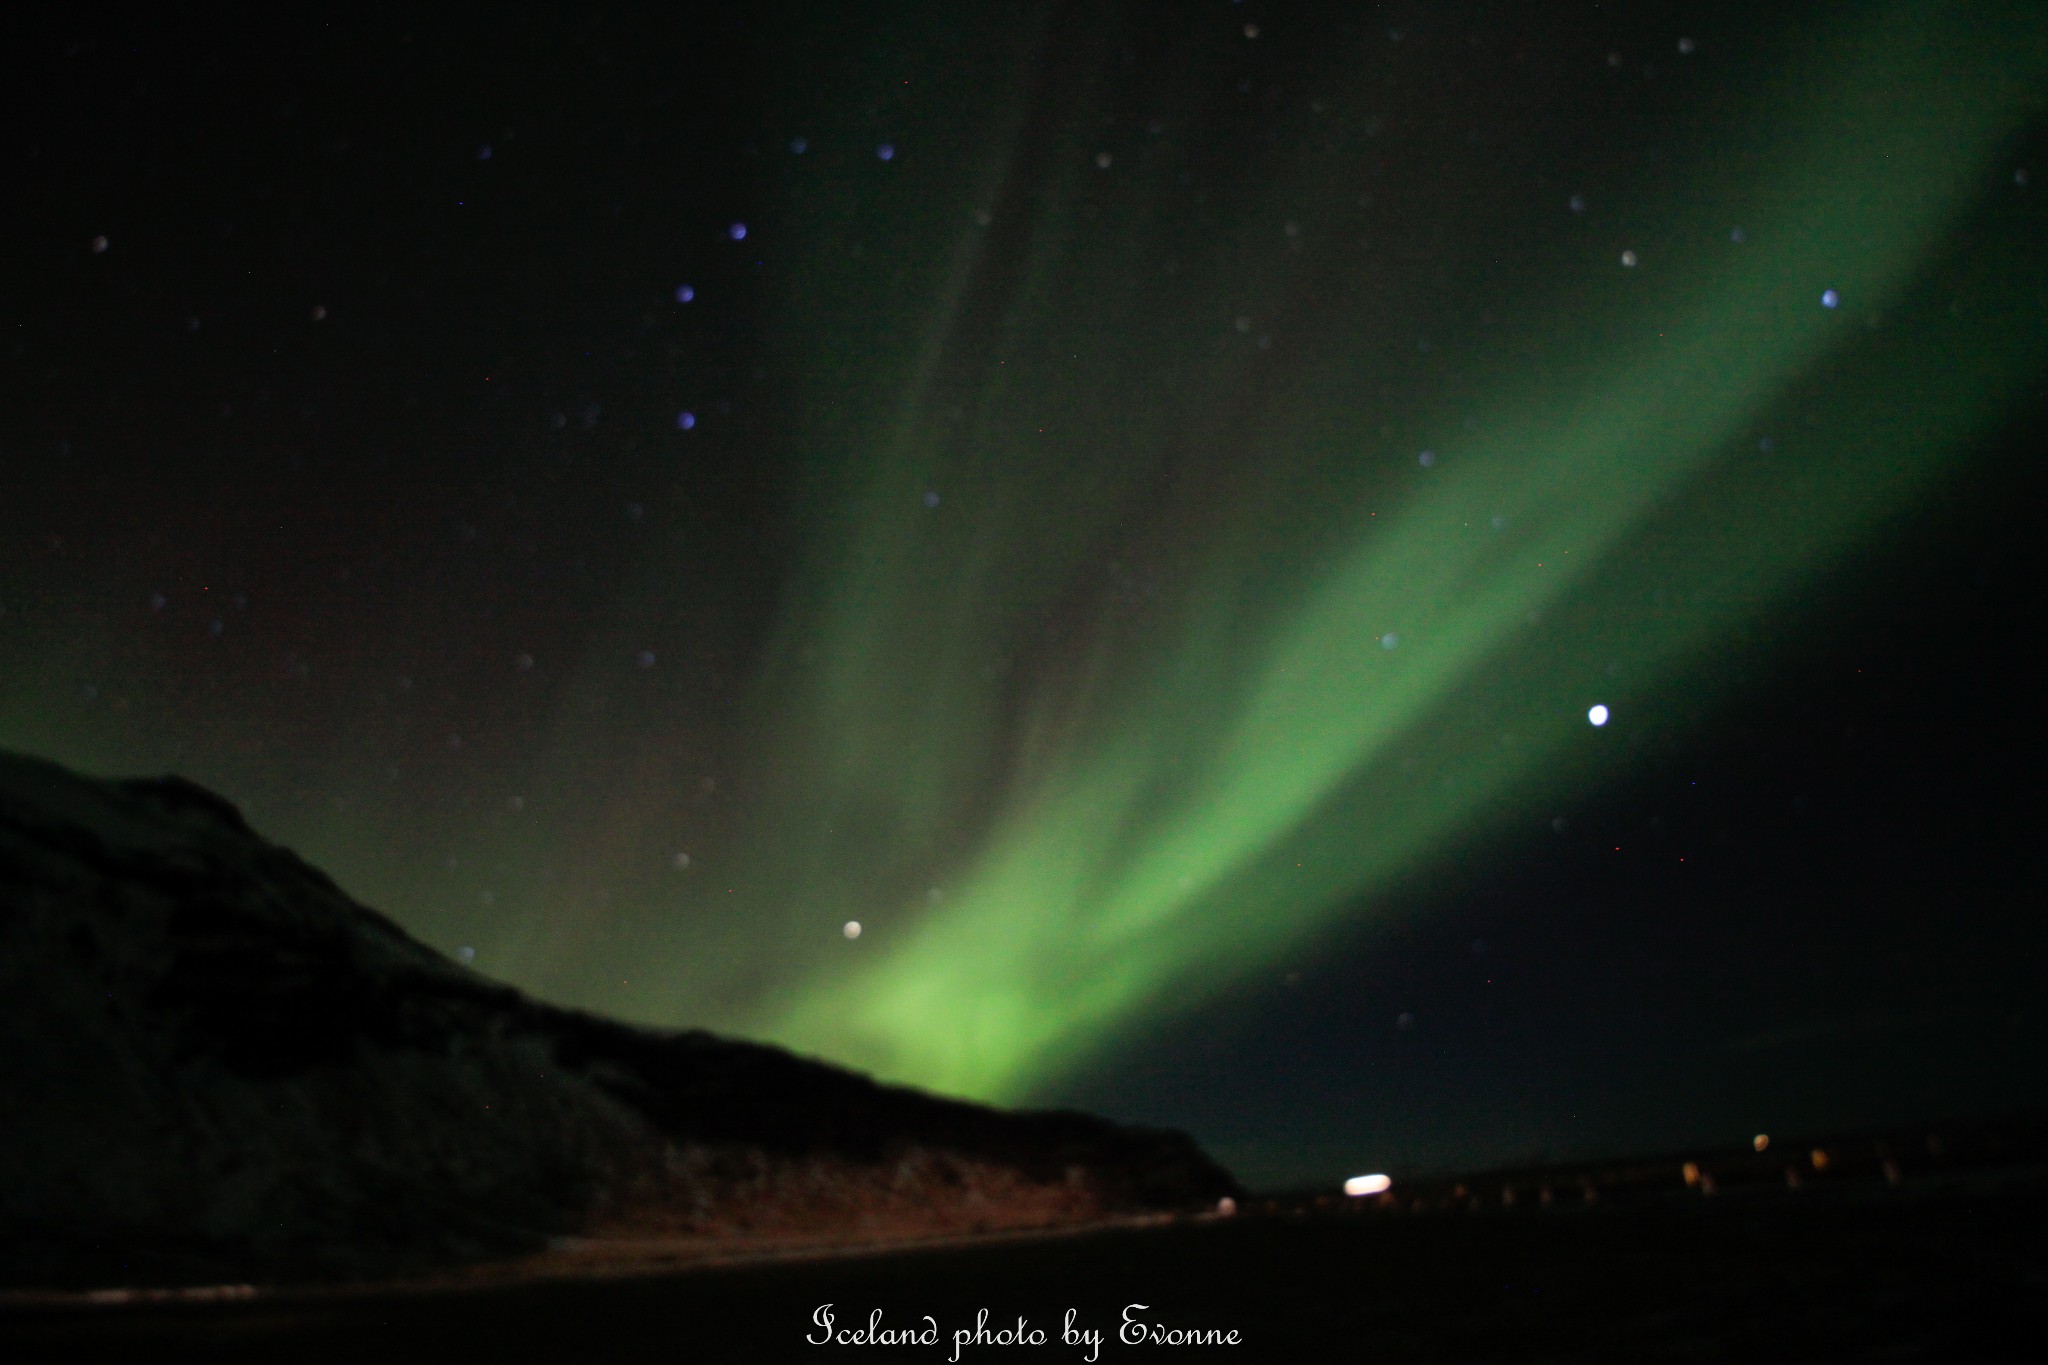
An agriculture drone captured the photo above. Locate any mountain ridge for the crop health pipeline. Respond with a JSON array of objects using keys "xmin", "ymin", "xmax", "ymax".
[{"xmin": 0, "ymin": 750, "xmax": 1234, "ymax": 1288}]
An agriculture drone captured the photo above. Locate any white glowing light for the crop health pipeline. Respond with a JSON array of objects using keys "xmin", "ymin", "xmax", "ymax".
[
  {"xmin": 843, "ymin": 920, "xmax": 862, "ymax": 939},
  {"xmin": 1587, "ymin": 704, "xmax": 1610, "ymax": 727},
  {"xmin": 1344, "ymin": 1173, "xmax": 1392, "ymax": 1197}
]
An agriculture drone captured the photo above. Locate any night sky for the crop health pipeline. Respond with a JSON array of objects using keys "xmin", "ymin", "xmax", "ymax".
[{"xmin": 7, "ymin": 1, "xmax": 2046, "ymax": 1189}]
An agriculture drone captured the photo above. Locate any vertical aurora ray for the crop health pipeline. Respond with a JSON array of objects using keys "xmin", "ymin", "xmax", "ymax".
[{"xmin": 723, "ymin": 4, "xmax": 2048, "ymax": 1099}]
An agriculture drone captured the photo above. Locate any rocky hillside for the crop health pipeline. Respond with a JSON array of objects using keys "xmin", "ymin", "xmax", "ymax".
[{"xmin": 0, "ymin": 751, "xmax": 1235, "ymax": 1288}]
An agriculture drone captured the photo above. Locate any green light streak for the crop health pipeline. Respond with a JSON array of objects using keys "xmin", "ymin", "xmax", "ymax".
[{"xmin": 745, "ymin": 4, "xmax": 2048, "ymax": 1099}]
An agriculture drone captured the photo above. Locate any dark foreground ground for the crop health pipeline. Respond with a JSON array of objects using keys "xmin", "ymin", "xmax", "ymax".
[{"xmin": 4, "ymin": 1157, "xmax": 2044, "ymax": 1364}]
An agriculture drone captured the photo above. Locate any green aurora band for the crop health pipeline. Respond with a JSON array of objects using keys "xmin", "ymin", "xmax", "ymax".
[{"xmin": 722, "ymin": 4, "xmax": 2048, "ymax": 1100}]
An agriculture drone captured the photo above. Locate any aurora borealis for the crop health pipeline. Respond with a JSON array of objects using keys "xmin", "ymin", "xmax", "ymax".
[
  {"xmin": 763, "ymin": 0, "xmax": 2047, "ymax": 1098},
  {"xmin": 7, "ymin": 2, "xmax": 2047, "ymax": 1184}
]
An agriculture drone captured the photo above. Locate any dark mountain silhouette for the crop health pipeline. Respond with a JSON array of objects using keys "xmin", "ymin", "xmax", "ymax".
[{"xmin": 0, "ymin": 751, "xmax": 1235, "ymax": 1289}]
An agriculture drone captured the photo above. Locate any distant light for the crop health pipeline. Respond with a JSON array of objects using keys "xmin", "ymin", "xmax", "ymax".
[
  {"xmin": 91, "ymin": 234, "xmax": 109, "ymax": 253},
  {"xmin": 675, "ymin": 285, "xmax": 695, "ymax": 302},
  {"xmin": 728, "ymin": 222, "xmax": 748, "ymax": 240},
  {"xmin": 677, "ymin": 411, "xmax": 697, "ymax": 430},
  {"xmin": 1215, "ymin": 1196, "xmax": 1237, "ymax": 1216},
  {"xmin": 843, "ymin": 920, "xmax": 862, "ymax": 939},
  {"xmin": 876, "ymin": 143, "xmax": 895, "ymax": 161},
  {"xmin": 1821, "ymin": 288, "xmax": 1840, "ymax": 308},
  {"xmin": 1681, "ymin": 1161, "xmax": 1701, "ymax": 1186},
  {"xmin": 1753, "ymin": 1133, "xmax": 1770, "ymax": 1152},
  {"xmin": 1810, "ymin": 1148, "xmax": 1831, "ymax": 1170},
  {"xmin": 1587, "ymin": 704, "xmax": 1610, "ymax": 727},
  {"xmin": 1345, "ymin": 1174, "xmax": 1392, "ymax": 1197},
  {"xmin": 1620, "ymin": 249, "xmax": 1638, "ymax": 267}
]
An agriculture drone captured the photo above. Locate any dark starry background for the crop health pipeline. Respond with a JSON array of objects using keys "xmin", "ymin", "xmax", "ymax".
[{"xmin": 4, "ymin": 1, "xmax": 2045, "ymax": 1188}]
